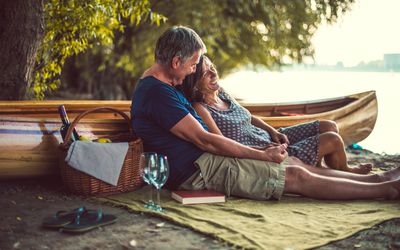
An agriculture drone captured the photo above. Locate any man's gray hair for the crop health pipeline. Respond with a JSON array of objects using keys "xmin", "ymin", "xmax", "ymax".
[{"xmin": 155, "ymin": 26, "xmax": 206, "ymax": 65}]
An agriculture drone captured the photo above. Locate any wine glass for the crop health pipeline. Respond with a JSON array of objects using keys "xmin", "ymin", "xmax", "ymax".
[
  {"xmin": 139, "ymin": 152, "xmax": 158, "ymax": 209},
  {"xmin": 149, "ymin": 154, "xmax": 169, "ymax": 212}
]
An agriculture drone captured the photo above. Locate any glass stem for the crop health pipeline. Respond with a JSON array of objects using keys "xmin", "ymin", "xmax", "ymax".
[
  {"xmin": 157, "ymin": 189, "xmax": 161, "ymax": 208},
  {"xmin": 150, "ymin": 185, "xmax": 153, "ymax": 203}
]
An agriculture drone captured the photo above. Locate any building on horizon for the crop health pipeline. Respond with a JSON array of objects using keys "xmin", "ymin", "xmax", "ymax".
[{"xmin": 383, "ymin": 53, "xmax": 400, "ymax": 70}]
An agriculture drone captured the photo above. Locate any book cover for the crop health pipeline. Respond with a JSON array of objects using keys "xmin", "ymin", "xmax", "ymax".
[{"xmin": 171, "ymin": 190, "xmax": 226, "ymax": 205}]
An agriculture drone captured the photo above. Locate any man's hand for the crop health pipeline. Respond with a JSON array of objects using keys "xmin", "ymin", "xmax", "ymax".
[
  {"xmin": 264, "ymin": 144, "xmax": 288, "ymax": 163},
  {"xmin": 271, "ymin": 131, "xmax": 289, "ymax": 145}
]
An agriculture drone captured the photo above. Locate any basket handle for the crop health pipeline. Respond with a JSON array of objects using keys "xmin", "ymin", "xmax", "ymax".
[{"xmin": 63, "ymin": 107, "xmax": 132, "ymax": 144}]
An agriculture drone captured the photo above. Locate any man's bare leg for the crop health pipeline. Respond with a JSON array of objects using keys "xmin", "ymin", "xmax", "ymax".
[
  {"xmin": 283, "ymin": 165, "xmax": 400, "ymax": 200},
  {"xmin": 288, "ymin": 157, "xmax": 400, "ymax": 183}
]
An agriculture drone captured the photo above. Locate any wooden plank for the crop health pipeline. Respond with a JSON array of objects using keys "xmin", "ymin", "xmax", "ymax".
[
  {"xmin": 0, "ymin": 151, "xmax": 59, "ymax": 162},
  {"xmin": 0, "ymin": 161, "xmax": 58, "ymax": 179}
]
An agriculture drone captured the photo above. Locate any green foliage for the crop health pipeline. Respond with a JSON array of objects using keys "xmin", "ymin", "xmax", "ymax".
[
  {"xmin": 32, "ymin": 0, "xmax": 165, "ymax": 99},
  {"xmin": 169, "ymin": 0, "xmax": 355, "ymax": 73},
  {"xmin": 57, "ymin": 0, "xmax": 354, "ymax": 99}
]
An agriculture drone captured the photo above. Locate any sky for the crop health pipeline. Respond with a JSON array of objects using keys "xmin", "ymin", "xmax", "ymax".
[{"xmin": 312, "ymin": 0, "xmax": 400, "ymax": 66}]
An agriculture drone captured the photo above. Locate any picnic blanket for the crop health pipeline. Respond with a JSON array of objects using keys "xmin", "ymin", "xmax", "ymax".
[{"xmin": 97, "ymin": 186, "xmax": 399, "ymax": 250}]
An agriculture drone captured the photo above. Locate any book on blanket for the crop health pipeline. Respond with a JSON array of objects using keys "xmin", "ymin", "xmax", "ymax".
[{"xmin": 171, "ymin": 190, "xmax": 226, "ymax": 205}]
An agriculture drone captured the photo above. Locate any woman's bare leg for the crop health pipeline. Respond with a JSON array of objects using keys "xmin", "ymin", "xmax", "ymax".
[
  {"xmin": 317, "ymin": 132, "xmax": 372, "ymax": 174},
  {"xmin": 317, "ymin": 120, "xmax": 372, "ymax": 173},
  {"xmin": 315, "ymin": 120, "xmax": 337, "ymax": 167},
  {"xmin": 319, "ymin": 120, "xmax": 339, "ymax": 134},
  {"xmin": 288, "ymin": 157, "xmax": 400, "ymax": 182},
  {"xmin": 316, "ymin": 120, "xmax": 338, "ymax": 167},
  {"xmin": 283, "ymin": 166, "xmax": 400, "ymax": 200}
]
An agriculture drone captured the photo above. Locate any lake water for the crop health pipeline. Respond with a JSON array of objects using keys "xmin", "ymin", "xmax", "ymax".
[{"xmin": 220, "ymin": 71, "xmax": 400, "ymax": 154}]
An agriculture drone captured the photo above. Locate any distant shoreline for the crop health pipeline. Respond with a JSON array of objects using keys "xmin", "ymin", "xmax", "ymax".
[{"xmin": 282, "ymin": 64, "xmax": 400, "ymax": 73}]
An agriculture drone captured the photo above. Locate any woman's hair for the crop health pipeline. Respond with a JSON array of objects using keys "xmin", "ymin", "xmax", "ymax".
[
  {"xmin": 180, "ymin": 55, "xmax": 206, "ymax": 102},
  {"xmin": 155, "ymin": 26, "xmax": 206, "ymax": 65}
]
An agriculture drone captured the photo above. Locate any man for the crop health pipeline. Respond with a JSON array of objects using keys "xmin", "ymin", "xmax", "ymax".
[{"xmin": 131, "ymin": 26, "xmax": 400, "ymax": 200}]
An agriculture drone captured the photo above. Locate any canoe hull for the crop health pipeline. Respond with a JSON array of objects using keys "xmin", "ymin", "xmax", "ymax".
[
  {"xmin": 0, "ymin": 118, "xmax": 130, "ymax": 179},
  {"xmin": 0, "ymin": 91, "xmax": 377, "ymax": 179}
]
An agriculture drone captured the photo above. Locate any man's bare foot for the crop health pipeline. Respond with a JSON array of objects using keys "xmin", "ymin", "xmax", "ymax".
[
  {"xmin": 378, "ymin": 167, "xmax": 400, "ymax": 182},
  {"xmin": 348, "ymin": 163, "xmax": 373, "ymax": 174}
]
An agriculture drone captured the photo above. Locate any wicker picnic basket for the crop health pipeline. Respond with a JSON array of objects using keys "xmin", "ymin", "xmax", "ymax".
[{"xmin": 59, "ymin": 107, "xmax": 144, "ymax": 196}]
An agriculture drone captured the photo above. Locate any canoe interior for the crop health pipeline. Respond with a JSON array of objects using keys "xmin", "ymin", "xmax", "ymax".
[
  {"xmin": 244, "ymin": 97, "xmax": 356, "ymax": 117},
  {"xmin": 0, "ymin": 102, "xmax": 131, "ymax": 120}
]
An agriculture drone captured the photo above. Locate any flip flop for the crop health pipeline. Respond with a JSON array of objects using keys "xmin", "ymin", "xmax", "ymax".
[
  {"xmin": 61, "ymin": 208, "xmax": 117, "ymax": 234},
  {"xmin": 42, "ymin": 206, "xmax": 86, "ymax": 229}
]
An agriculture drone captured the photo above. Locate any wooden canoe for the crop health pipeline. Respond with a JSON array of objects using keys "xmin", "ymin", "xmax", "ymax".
[
  {"xmin": 0, "ymin": 90, "xmax": 377, "ymax": 179},
  {"xmin": 243, "ymin": 90, "xmax": 378, "ymax": 146}
]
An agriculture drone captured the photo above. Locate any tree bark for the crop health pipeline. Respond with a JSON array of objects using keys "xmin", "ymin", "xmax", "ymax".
[{"xmin": 0, "ymin": 0, "xmax": 44, "ymax": 100}]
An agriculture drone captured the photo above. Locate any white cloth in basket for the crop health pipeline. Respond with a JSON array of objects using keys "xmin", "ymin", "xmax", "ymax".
[{"xmin": 65, "ymin": 141, "xmax": 129, "ymax": 186}]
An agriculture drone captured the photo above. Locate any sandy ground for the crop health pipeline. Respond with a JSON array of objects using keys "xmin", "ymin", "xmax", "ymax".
[{"xmin": 1, "ymin": 150, "xmax": 400, "ymax": 250}]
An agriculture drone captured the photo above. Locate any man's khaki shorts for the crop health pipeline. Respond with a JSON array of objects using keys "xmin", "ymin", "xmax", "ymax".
[{"xmin": 180, "ymin": 153, "xmax": 289, "ymax": 200}]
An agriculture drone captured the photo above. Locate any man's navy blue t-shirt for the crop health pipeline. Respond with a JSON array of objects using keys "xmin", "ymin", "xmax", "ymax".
[{"xmin": 131, "ymin": 76, "xmax": 208, "ymax": 189}]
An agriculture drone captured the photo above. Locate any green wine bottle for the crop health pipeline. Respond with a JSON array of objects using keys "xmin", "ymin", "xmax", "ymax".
[{"xmin": 58, "ymin": 105, "xmax": 79, "ymax": 142}]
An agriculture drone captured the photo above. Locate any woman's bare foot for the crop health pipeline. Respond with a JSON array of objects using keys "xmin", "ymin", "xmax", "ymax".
[
  {"xmin": 377, "ymin": 167, "xmax": 400, "ymax": 182},
  {"xmin": 347, "ymin": 163, "xmax": 373, "ymax": 174},
  {"xmin": 387, "ymin": 179, "xmax": 400, "ymax": 200}
]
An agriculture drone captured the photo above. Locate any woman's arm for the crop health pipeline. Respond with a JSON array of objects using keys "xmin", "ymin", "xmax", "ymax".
[
  {"xmin": 222, "ymin": 89, "xmax": 277, "ymax": 135},
  {"xmin": 251, "ymin": 115, "xmax": 277, "ymax": 134},
  {"xmin": 223, "ymin": 89, "xmax": 289, "ymax": 144},
  {"xmin": 193, "ymin": 102, "xmax": 223, "ymax": 135},
  {"xmin": 194, "ymin": 102, "xmax": 280, "ymax": 150},
  {"xmin": 251, "ymin": 115, "xmax": 289, "ymax": 144}
]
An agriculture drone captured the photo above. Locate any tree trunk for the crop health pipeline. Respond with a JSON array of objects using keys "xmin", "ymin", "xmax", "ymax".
[{"xmin": 0, "ymin": 0, "xmax": 44, "ymax": 100}]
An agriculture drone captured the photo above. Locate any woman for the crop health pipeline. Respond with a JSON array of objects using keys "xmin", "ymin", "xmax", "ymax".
[{"xmin": 181, "ymin": 55, "xmax": 372, "ymax": 174}]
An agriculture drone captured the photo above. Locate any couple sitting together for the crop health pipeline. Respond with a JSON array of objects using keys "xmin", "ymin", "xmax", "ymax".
[{"xmin": 131, "ymin": 26, "xmax": 400, "ymax": 201}]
